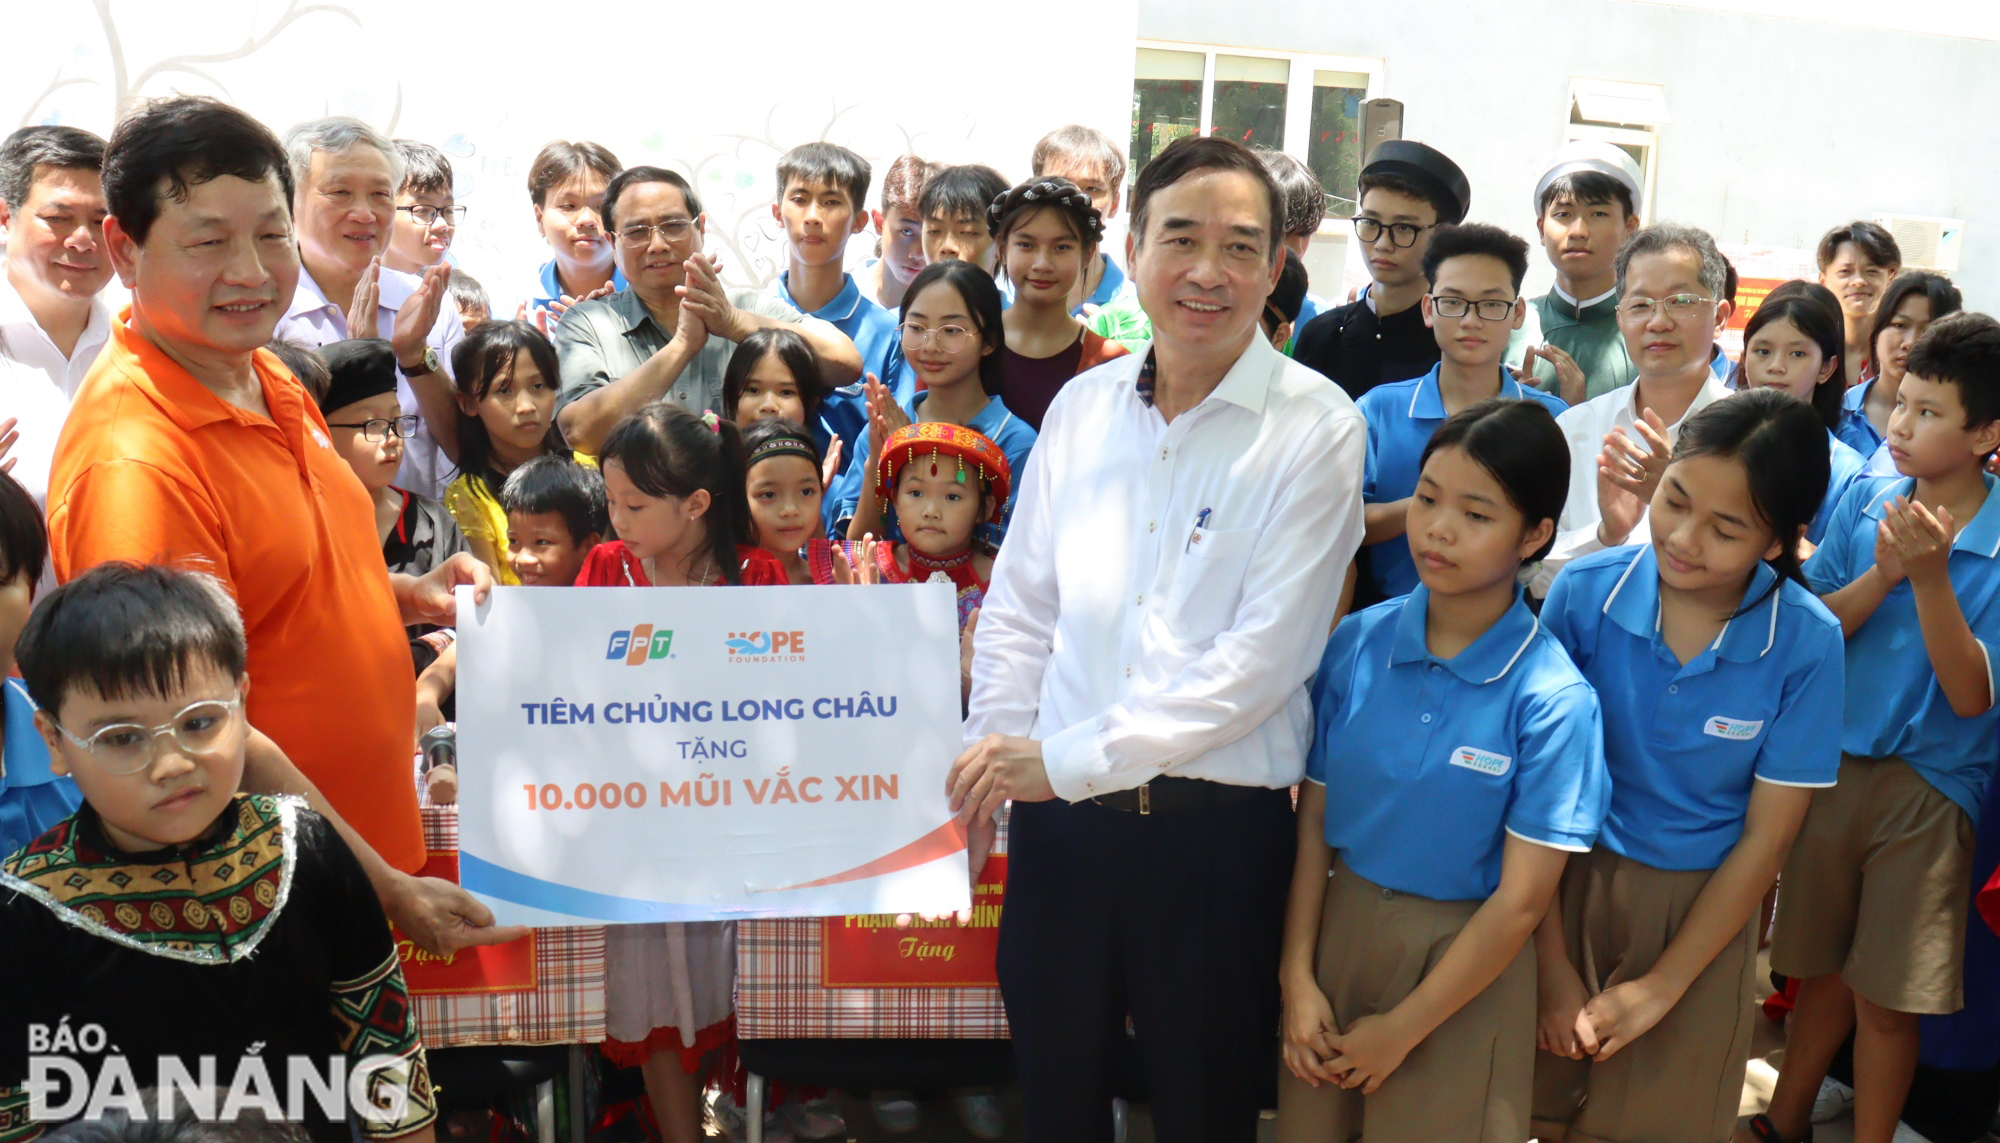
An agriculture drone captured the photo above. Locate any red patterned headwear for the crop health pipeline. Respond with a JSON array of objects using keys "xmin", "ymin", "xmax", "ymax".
[{"xmin": 878, "ymin": 422, "xmax": 1011, "ymax": 525}]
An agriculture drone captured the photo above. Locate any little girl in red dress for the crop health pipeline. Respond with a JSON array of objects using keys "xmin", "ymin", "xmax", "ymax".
[
  {"xmin": 574, "ymin": 402, "xmax": 781, "ymax": 1143},
  {"xmin": 864, "ymin": 422, "xmax": 1011, "ymax": 632}
]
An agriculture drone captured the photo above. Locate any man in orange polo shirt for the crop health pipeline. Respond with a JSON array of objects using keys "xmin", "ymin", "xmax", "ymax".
[{"xmin": 46, "ymin": 95, "xmax": 516, "ymax": 955}]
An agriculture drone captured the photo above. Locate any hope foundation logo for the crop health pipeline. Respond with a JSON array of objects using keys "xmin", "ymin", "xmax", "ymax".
[
  {"xmin": 606, "ymin": 625, "xmax": 673, "ymax": 665},
  {"xmin": 1449, "ymin": 745, "xmax": 1513, "ymax": 777},
  {"xmin": 1703, "ymin": 716, "xmax": 1764, "ymax": 741},
  {"xmin": 725, "ymin": 630, "xmax": 806, "ymax": 663}
]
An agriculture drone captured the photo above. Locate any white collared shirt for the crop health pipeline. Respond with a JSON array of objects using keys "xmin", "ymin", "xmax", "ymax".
[
  {"xmin": 0, "ymin": 274, "xmax": 112, "ymax": 399},
  {"xmin": 965, "ymin": 334, "xmax": 1366, "ymax": 799},
  {"xmin": 274, "ymin": 264, "xmax": 464, "ymax": 499},
  {"xmin": 0, "ymin": 353, "xmax": 68, "ymax": 513},
  {"xmin": 1531, "ymin": 369, "xmax": 1735, "ymax": 596}
]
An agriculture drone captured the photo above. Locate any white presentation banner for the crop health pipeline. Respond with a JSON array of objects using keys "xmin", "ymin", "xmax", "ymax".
[{"xmin": 454, "ymin": 582, "xmax": 970, "ymax": 926}]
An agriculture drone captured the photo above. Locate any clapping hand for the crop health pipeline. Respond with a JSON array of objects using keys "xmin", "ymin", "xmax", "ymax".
[
  {"xmin": 1882, "ymin": 495, "xmax": 1957, "ymax": 586},
  {"xmin": 1597, "ymin": 410, "xmax": 1671, "ymax": 503},
  {"xmin": 347, "ymin": 258, "xmax": 384, "ymax": 339},
  {"xmin": 1523, "ymin": 343, "xmax": 1588, "ymax": 405},
  {"xmin": 679, "ymin": 252, "xmax": 746, "ymax": 341},
  {"xmin": 830, "ymin": 534, "xmax": 881, "ymax": 585},
  {"xmin": 391, "ymin": 263, "xmax": 451, "ymax": 365}
]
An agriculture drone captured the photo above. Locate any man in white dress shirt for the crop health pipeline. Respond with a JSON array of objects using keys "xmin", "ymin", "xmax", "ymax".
[
  {"xmin": 951, "ymin": 135, "xmax": 1366, "ymax": 1142},
  {"xmin": 1531, "ymin": 223, "xmax": 1735, "ymax": 597},
  {"xmin": 0, "ymin": 126, "xmax": 113, "ymax": 508},
  {"xmin": 273, "ymin": 117, "xmax": 460, "ymax": 499}
]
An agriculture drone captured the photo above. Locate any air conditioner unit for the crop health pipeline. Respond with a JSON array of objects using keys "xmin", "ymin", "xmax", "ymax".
[{"xmin": 1873, "ymin": 213, "xmax": 1965, "ymax": 274}]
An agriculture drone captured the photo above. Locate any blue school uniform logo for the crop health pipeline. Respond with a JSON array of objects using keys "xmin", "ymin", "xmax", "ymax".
[
  {"xmin": 1450, "ymin": 745, "xmax": 1513, "ymax": 777},
  {"xmin": 1703, "ymin": 716, "xmax": 1765, "ymax": 741}
]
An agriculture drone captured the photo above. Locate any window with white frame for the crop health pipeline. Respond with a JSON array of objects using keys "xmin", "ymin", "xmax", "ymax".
[
  {"xmin": 1131, "ymin": 41, "xmax": 1384, "ymax": 224},
  {"xmin": 1565, "ymin": 78, "xmax": 1669, "ymax": 224}
]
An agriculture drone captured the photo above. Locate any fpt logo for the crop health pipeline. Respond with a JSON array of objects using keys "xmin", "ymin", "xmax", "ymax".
[
  {"xmin": 606, "ymin": 625, "xmax": 674, "ymax": 666},
  {"xmin": 725, "ymin": 630, "xmax": 807, "ymax": 663}
]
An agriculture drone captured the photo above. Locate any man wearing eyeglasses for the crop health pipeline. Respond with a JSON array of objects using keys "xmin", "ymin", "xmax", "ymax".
[
  {"xmin": 1293, "ymin": 140, "xmax": 1470, "ymax": 402},
  {"xmin": 551, "ymin": 166, "xmax": 862, "ymax": 456},
  {"xmin": 1529, "ymin": 223, "xmax": 1736, "ymax": 597},
  {"xmin": 274, "ymin": 117, "xmax": 461, "ymax": 501},
  {"xmin": 384, "ymin": 140, "xmax": 463, "ymax": 278}
]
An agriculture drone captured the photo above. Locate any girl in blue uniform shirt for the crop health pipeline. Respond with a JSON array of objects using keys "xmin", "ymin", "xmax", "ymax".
[
  {"xmin": 1730, "ymin": 280, "xmax": 1867, "ymax": 548},
  {"xmin": 1532, "ymin": 389, "xmax": 1844, "ymax": 1143},
  {"xmin": 1276, "ymin": 398, "xmax": 1608, "ymax": 1141}
]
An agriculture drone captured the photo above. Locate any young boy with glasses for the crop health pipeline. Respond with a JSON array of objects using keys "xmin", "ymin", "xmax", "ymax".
[
  {"xmin": 313, "ymin": 338, "xmax": 469, "ymax": 579},
  {"xmin": 385, "ymin": 140, "xmax": 462, "ymax": 277},
  {"xmin": 1353, "ymin": 223, "xmax": 1567, "ymax": 604},
  {"xmin": 0, "ymin": 563, "xmax": 437, "ymax": 1142},
  {"xmin": 1294, "ymin": 140, "xmax": 1470, "ymax": 401}
]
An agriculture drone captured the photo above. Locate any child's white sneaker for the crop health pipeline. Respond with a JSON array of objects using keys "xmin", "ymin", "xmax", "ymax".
[
  {"xmin": 1891, "ymin": 1121, "xmax": 1936, "ymax": 1143},
  {"xmin": 1810, "ymin": 1076, "xmax": 1854, "ymax": 1123}
]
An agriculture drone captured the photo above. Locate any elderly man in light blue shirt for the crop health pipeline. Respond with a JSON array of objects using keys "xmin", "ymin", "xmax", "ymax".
[{"xmin": 274, "ymin": 116, "xmax": 460, "ymax": 499}]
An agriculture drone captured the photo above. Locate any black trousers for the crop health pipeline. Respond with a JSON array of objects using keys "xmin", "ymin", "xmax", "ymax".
[{"xmin": 997, "ymin": 788, "xmax": 1295, "ymax": 1143}]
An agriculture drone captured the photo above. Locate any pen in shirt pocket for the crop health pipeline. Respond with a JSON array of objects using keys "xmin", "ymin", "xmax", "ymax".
[{"xmin": 1186, "ymin": 507, "xmax": 1212, "ymax": 552}]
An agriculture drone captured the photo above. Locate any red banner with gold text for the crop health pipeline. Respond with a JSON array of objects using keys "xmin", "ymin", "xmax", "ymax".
[
  {"xmin": 820, "ymin": 855, "xmax": 1006, "ymax": 988},
  {"xmin": 391, "ymin": 850, "xmax": 539, "ymax": 994}
]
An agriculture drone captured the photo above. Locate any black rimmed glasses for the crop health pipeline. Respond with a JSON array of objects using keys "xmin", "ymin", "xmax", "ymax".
[
  {"xmin": 1352, "ymin": 217, "xmax": 1435, "ymax": 249},
  {"xmin": 326, "ymin": 415, "xmax": 421, "ymax": 442},
  {"xmin": 397, "ymin": 204, "xmax": 466, "ymax": 227},
  {"xmin": 1430, "ymin": 296, "xmax": 1516, "ymax": 321}
]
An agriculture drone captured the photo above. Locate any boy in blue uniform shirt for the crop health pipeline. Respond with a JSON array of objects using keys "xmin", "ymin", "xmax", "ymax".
[
  {"xmin": 1759, "ymin": 312, "xmax": 2000, "ymax": 1143},
  {"xmin": 1358, "ymin": 224, "xmax": 1566, "ymax": 604},
  {"xmin": 0, "ymin": 472, "xmax": 78, "ymax": 856},
  {"xmin": 768, "ymin": 142, "xmax": 902, "ymax": 481}
]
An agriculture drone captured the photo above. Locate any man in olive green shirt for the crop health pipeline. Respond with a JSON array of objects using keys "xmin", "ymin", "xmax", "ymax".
[
  {"xmin": 553, "ymin": 165, "xmax": 861, "ymax": 454},
  {"xmin": 1504, "ymin": 142, "xmax": 1643, "ymax": 405}
]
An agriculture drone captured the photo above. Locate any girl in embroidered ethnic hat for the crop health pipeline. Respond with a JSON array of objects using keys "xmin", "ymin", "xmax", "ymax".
[{"xmin": 868, "ymin": 421, "xmax": 1010, "ymax": 633}]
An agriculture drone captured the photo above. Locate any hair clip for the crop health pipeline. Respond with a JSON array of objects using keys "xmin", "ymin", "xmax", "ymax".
[{"xmin": 700, "ymin": 410, "xmax": 721, "ymax": 433}]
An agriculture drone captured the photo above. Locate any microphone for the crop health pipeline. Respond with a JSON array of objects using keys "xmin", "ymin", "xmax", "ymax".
[{"xmin": 420, "ymin": 725, "xmax": 456, "ymax": 773}]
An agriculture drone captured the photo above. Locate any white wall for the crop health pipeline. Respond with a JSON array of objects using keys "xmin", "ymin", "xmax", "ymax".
[
  {"xmin": 6, "ymin": 0, "xmax": 1139, "ymax": 311},
  {"xmin": 1138, "ymin": 0, "xmax": 2000, "ymax": 308}
]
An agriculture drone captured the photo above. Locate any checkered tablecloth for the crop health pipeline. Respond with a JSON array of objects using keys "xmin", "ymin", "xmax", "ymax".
[
  {"xmin": 410, "ymin": 785, "xmax": 611, "ymax": 1048},
  {"xmin": 735, "ymin": 821, "xmax": 1010, "ymax": 1040}
]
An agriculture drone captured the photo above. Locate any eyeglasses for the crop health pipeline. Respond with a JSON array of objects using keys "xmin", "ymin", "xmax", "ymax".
[
  {"xmin": 397, "ymin": 204, "xmax": 466, "ymax": 227},
  {"xmin": 326, "ymin": 415, "xmax": 420, "ymax": 442},
  {"xmin": 617, "ymin": 219, "xmax": 697, "ymax": 247},
  {"xmin": 1352, "ymin": 217, "xmax": 1435, "ymax": 249},
  {"xmin": 1618, "ymin": 294, "xmax": 1715, "ymax": 324},
  {"xmin": 52, "ymin": 696, "xmax": 244, "ymax": 776},
  {"xmin": 1430, "ymin": 295, "xmax": 1517, "ymax": 321},
  {"xmin": 898, "ymin": 322, "xmax": 974, "ymax": 352}
]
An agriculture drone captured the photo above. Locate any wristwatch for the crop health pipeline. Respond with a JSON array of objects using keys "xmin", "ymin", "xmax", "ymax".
[{"xmin": 401, "ymin": 347, "xmax": 441, "ymax": 377}]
